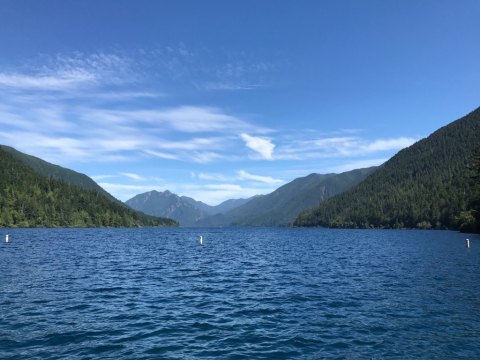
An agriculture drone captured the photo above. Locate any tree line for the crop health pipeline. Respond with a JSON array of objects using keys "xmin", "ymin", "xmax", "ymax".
[
  {"xmin": 0, "ymin": 148, "xmax": 177, "ymax": 228},
  {"xmin": 294, "ymin": 108, "xmax": 480, "ymax": 232}
]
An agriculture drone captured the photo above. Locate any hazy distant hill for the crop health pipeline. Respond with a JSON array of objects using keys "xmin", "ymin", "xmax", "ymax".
[
  {"xmin": 294, "ymin": 107, "xmax": 480, "ymax": 230},
  {"xmin": 196, "ymin": 167, "xmax": 377, "ymax": 227},
  {"xmin": 0, "ymin": 146, "xmax": 177, "ymax": 228},
  {"xmin": 125, "ymin": 190, "xmax": 250, "ymax": 226}
]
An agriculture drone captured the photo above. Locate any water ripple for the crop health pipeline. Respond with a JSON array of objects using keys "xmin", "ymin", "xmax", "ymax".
[{"xmin": 1, "ymin": 228, "xmax": 479, "ymax": 359}]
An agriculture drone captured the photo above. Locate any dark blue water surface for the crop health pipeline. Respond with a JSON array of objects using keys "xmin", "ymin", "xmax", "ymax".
[{"xmin": 1, "ymin": 228, "xmax": 479, "ymax": 359}]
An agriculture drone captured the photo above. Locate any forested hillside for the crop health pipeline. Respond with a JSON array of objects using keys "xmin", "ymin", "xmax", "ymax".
[
  {"xmin": 0, "ymin": 145, "xmax": 116, "ymax": 201},
  {"xmin": 461, "ymin": 145, "xmax": 480, "ymax": 233},
  {"xmin": 294, "ymin": 107, "xmax": 480, "ymax": 230},
  {"xmin": 0, "ymin": 147, "xmax": 177, "ymax": 227}
]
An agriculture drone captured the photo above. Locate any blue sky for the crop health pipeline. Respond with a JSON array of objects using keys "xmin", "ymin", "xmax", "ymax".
[{"xmin": 0, "ymin": 0, "xmax": 479, "ymax": 204}]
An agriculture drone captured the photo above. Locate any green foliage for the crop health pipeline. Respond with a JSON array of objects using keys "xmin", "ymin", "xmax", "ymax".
[
  {"xmin": 0, "ymin": 145, "xmax": 116, "ymax": 201},
  {"xmin": 0, "ymin": 147, "xmax": 177, "ymax": 228},
  {"xmin": 460, "ymin": 145, "xmax": 480, "ymax": 233},
  {"xmin": 294, "ymin": 107, "xmax": 480, "ymax": 230}
]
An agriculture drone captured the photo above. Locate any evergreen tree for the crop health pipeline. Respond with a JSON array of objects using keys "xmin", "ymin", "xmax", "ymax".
[
  {"xmin": 295, "ymin": 107, "xmax": 480, "ymax": 230},
  {"xmin": 0, "ymin": 147, "xmax": 177, "ymax": 228},
  {"xmin": 465, "ymin": 146, "xmax": 480, "ymax": 232}
]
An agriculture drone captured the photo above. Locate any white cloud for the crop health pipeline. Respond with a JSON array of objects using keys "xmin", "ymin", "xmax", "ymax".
[
  {"xmin": 185, "ymin": 183, "xmax": 270, "ymax": 205},
  {"xmin": 120, "ymin": 172, "xmax": 146, "ymax": 181},
  {"xmin": 0, "ymin": 70, "xmax": 96, "ymax": 90},
  {"xmin": 0, "ymin": 100, "xmax": 265, "ymax": 165},
  {"xmin": 150, "ymin": 106, "xmax": 257, "ymax": 133},
  {"xmin": 0, "ymin": 50, "xmax": 275, "ymax": 168},
  {"xmin": 240, "ymin": 133, "xmax": 275, "ymax": 160},
  {"xmin": 313, "ymin": 136, "xmax": 356, "ymax": 147},
  {"xmin": 326, "ymin": 158, "xmax": 388, "ymax": 173},
  {"xmin": 86, "ymin": 91, "xmax": 164, "ymax": 101},
  {"xmin": 91, "ymin": 174, "xmax": 118, "ymax": 181},
  {"xmin": 189, "ymin": 151, "xmax": 223, "ymax": 164},
  {"xmin": 199, "ymin": 81, "xmax": 262, "ymax": 91},
  {"xmin": 144, "ymin": 150, "xmax": 179, "ymax": 160},
  {"xmin": 276, "ymin": 135, "xmax": 418, "ymax": 160},
  {"xmin": 196, "ymin": 172, "xmax": 229, "ymax": 181},
  {"xmin": 363, "ymin": 137, "xmax": 417, "ymax": 152},
  {"xmin": 237, "ymin": 170, "xmax": 283, "ymax": 185},
  {"xmin": 78, "ymin": 106, "xmax": 267, "ymax": 134},
  {"xmin": 0, "ymin": 52, "xmax": 134, "ymax": 92}
]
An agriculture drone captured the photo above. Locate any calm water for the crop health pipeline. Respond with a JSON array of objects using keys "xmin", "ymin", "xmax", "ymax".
[{"xmin": 1, "ymin": 228, "xmax": 479, "ymax": 359}]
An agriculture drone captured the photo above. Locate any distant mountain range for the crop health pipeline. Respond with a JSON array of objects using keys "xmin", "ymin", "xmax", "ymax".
[
  {"xmin": 0, "ymin": 145, "xmax": 177, "ymax": 228},
  {"xmin": 125, "ymin": 190, "xmax": 251, "ymax": 226},
  {"xmin": 3, "ymin": 106, "xmax": 479, "ymax": 231},
  {"xmin": 294, "ymin": 107, "xmax": 480, "ymax": 230},
  {"xmin": 126, "ymin": 167, "xmax": 376, "ymax": 227},
  {"xmin": 197, "ymin": 167, "xmax": 377, "ymax": 227}
]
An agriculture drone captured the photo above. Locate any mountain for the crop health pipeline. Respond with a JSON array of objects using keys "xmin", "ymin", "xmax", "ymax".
[
  {"xmin": 196, "ymin": 167, "xmax": 377, "ymax": 227},
  {"xmin": 0, "ymin": 145, "xmax": 115, "ymax": 201},
  {"xmin": 294, "ymin": 107, "xmax": 480, "ymax": 230},
  {"xmin": 125, "ymin": 190, "xmax": 251, "ymax": 226},
  {"xmin": 0, "ymin": 146, "xmax": 177, "ymax": 227}
]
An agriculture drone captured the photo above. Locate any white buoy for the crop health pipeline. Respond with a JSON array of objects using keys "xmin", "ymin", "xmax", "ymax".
[
  {"xmin": 466, "ymin": 238, "xmax": 470, "ymax": 249},
  {"xmin": 199, "ymin": 235, "xmax": 203, "ymax": 245},
  {"xmin": 5, "ymin": 234, "xmax": 9, "ymax": 243}
]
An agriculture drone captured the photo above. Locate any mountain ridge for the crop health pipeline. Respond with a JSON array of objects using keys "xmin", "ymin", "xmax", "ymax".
[
  {"xmin": 0, "ymin": 146, "xmax": 177, "ymax": 227},
  {"xmin": 127, "ymin": 167, "xmax": 377, "ymax": 227},
  {"xmin": 0, "ymin": 145, "xmax": 116, "ymax": 202},
  {"xmin": 125, "ymin": 190, "xmax": 251, "ymax": 226},
  {"xmin": 294, "ymin": 107, "xmax": 480, "ymax": 229},
  {"xmin": 196, "ymin": 167, "xmax": 378, "ymax": 227}
]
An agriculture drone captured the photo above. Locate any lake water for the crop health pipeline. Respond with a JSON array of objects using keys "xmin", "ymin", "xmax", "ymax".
[{"xmin": 1, "ymin": 228, "xmax": 479, "ymax": 359}]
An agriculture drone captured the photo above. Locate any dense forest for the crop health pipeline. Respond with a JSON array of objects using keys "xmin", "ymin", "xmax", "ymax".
[
  {"xmin": 0, "ymin": 145, "xmax": 116, "ymax": 201},
  {"xmin": 460, "ymin": 145, "xmax": 480, "ymax": 233},
  {"xmin": 294, "ymin": 107, "xmax": 480, "ymax": 231},
  {"xmin": 0, "ymin": 147, "xmax": 177, "ymax": 228}
]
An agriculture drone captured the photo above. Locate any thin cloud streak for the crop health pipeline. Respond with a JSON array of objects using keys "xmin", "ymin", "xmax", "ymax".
[
  {"xmin": 120, "ymin": 172, "xmax": 147, "ymax": 181},
  {"xmin": 237, "ymin": 170, "xmax": 283, "ymax": 185},
  {"xmin": 276, "ymin": 136, "xmax": 417, "ymax": 160},
  {"xmin": 0, "ymin": 70, "xmax": 96, "ymax": 90}
]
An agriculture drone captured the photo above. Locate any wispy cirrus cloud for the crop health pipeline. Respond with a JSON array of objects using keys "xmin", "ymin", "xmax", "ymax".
[
  {"xmin": 0, "ymin": 98, "xmax": 267, "ymax": 164},
  {"xmin": 237, "ymin": 170, "xmax": 283, "ymax": 185},
  {"xmin": 146, "ymin": 44, "xmax": 276, "ymax": 91},
  {"xmin": 120, "ymin": 172, "xmax": 147, "ymax": 181},
  {"xmin": 0, "ymin": 49, "xmax": 277, "ymax": 168},
  {"xmin": 78, "ymin": 106, "xmax": 266, "ymax": 134},
  {"xmin": 199, "ymin": 82, "xmax": 263, "ymax": 91},
  {"xmin": 192, "ymin": 170, "xmax": 283, "ymax": 185},
  {"xmin": 363, "ymin": 138, "xmax": 416, "ymax": 152},
  {"xmin": 0, "ymin": 70, "xmax": 96, "ymax": 90},
  {"xmin": 0, "ymin": 52, "xmax": 134, "ymax": 92},
  {"xmin": 276, "ymin": 135, "xmax": 417, "ymax": 160}
]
